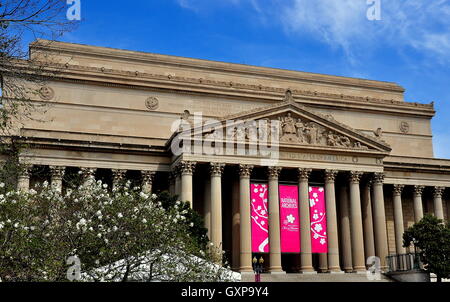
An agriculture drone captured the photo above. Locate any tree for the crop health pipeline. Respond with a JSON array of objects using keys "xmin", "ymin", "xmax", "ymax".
[
  {"xmin": 0, "ymin": 1, "xmax": 77, "ymax": 191},
  {"xmin": 0, "ymin": 178, "xmax": 234, "ymax": 282},
  {"xmin": 403, "ymin": 214, "xmax": 450, "ymax": 282}
]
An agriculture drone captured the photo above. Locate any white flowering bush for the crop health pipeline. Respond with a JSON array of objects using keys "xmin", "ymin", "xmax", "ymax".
[{"xmin": 0, "ymin": 179, "xmax": 233, "ymax": 282}]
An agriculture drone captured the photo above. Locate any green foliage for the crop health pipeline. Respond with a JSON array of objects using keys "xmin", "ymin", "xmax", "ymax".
[{"xmin": 403, "ymin": 214, "xmax": 450, "ymax": 282}]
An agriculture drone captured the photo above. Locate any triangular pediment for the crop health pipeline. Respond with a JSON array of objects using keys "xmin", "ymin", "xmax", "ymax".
[{"xmin": 170, "ymin": 97, "xmax": 391, "ymax": 154}]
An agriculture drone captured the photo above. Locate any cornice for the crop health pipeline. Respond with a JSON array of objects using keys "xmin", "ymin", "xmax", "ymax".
[
  {"xmin": 15, "ymin": 58, "xmax": 435, "ymax": 118},
  {"xmin": 31, "ymin": 39, "xmax": 405, "ymax": 93}
]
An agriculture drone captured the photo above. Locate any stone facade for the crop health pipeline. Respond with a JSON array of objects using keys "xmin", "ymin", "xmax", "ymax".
[{"xmin": 5, "ymin": 40, "xmax": 450, "ymax": 274}]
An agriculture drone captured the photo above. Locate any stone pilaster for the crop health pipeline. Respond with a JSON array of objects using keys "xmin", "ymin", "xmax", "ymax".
[
  {"xmin": 348, "ymin": 171, "xmax": 366, "ymax": 272},
  {"xmin": 298, "ymin": 168, "xmax": 315, "ymax": 273},
  {"xmin": 50, "ymin": 166, "xmax": 65, "ymax": 193},
  {"xmin": 268, "ymin": 166, "xmax": 284, "ymax": 273},
  {"xmin": 238, "ymin": 164, "xmax": 253, "ymax": 272}
]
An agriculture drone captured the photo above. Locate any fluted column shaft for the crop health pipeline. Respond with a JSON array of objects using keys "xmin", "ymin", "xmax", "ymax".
[
  {"xmin": 268, "ymin": 166, "xmax": 283, "ymax": 273},
  {"xmin": 393, "ymin": 185, "xmax": 406, "ymax": 254},
  {"xmin": 324, "ymin": 170, "xmax": 342, "ymax": 273},
  {"xmin": 413, "ymin": 186, "xmax": 424, "ymax": 223},
  {"xmin": 180, "ymin": 161, "xmax": 196, "ymax": 208},
  {"xmin": 210, "ymin": 163, "xmax": 224, "ymax": 260},
  {"xmin": 141, "ymin": 171, "xmax": 155, "ymax": 194},
  {"xmin": 299, "ymin": 168, "xmax": 315, "ymax": 273},
  {"xmin": 362, "ymin": 181, "xmax": 376, "ymax": 261},
  {"xmin": 204, "ymin": 178, "xmax": 211, "ymax": 239},
  {"xmin": 372, "ymin": 173, "xmax": 388, "ymax": 270},
  {"xmin": 238, "ymin": 165, "xmax": 253, "ymax": 272},
  {"xmin": 433, "ymin": 187, "xmax": 445, "ymax": 220},
  {"xmin": 348, "ymin": 171, "xmax": 366, "ymax": 272},
  {"xmin": 50, "ymin": 166, "xmax": 65, "ymax": 193},
  {"xmin": 339, "ymin": 184, "xmax": 353, "ymax": 272}
]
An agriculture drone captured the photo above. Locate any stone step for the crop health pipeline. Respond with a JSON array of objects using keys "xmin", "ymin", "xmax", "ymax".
[{"xmin": 240, "ymin": 272, "xmax": 393, "ymax": 282}]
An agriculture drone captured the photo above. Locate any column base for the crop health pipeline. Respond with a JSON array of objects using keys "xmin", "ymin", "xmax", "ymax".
[
  {"xmin": 300, "ymin": 269, "xmax": 317, "ymax": 275},
  {"xmin": 329, "ymin": 270, "xmax": 345, "ymax": 274},
  {"xmin": 269, "ymin": 271, "xmax": 286, "ymax": 275},
  {"xmin": 239, "ymin": 267, "xmax": 253, "ymax": 273},
  {"xmin": 240, "ymin": 271, "xmax": 254, "ymax": 276}
]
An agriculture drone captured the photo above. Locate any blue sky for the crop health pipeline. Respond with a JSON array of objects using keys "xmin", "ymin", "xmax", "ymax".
[{"xmin": 39, "ymin": 0, "xmax": 450, "ymax": 158}]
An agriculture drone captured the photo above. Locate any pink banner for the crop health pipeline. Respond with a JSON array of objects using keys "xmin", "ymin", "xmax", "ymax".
[
  {"xmin": 279, "ymin": 185, "xmax": 301, "ymax": 253},
  {"xmin": 251, "ymin": 183, "xmax": 269, "ymax": 253},
  {"xmin": 309, "ymin": 186, "xmax": 328, "ymax": 253}
]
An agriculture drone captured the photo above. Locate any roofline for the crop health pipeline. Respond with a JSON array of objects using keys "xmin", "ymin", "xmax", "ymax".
[{"xmin": 30, "ymin": 39, "xmax": 405, "ymax": 94}]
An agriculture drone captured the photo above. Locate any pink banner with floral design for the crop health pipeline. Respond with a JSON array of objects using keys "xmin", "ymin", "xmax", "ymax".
[
  {"xmin": 309, "ymin": 186, "xmax": 328, "ymax": 253},
  {"xmin": 251, "ymin": 183, "xmax": 269, "ymax": 253},
  {"xmin": 279, "ymin": 185, "xmax": 301, "ymax": 253}
]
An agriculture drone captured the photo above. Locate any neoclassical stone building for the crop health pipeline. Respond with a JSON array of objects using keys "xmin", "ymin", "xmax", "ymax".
[{"xmin": 7, "ymin": 40, "xmax": 450, "ymax": 274}]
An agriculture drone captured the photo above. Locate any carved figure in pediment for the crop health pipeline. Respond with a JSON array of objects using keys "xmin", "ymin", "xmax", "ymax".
[
  {"xmin": 295, "ymin": 119, "xmax": 306, "ymax": 143},
  {"xmin": 326, "ymin": 131, "xmax": 338, "ymax": 146},
  {"xmin": 305, "ymin": 122, "xmax": 320, "ymax": 144},
  {"xmin": 280, "ymin": 113, "xmax": 297, "ymax": 135}
]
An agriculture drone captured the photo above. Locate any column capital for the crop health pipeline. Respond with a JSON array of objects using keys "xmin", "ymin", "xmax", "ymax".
[
  {"xmin": 268, "ymin": 166, "xmax": 282, "ymax": 180},
  {"xmin": 210, "ymin": 162, "xmax": 225, "ymax": 176},
  {"xmin": 238, "ymin": 164, "xmax": 253, "ymax": 178},
  {"xmin": 298, "ymin": 168, "xmax": 312, "ymax": 181},
  {"xmin": 324, "ymin": 170, "xmax": 338, "ymax": 183},
  {"xmin": 112, "ymin": 169, "xmax": 127, "ymax": 180},
  {"xmin": 18, "ymin": 164, "xmax": 33, "ymax": 178},
  {"xmin": 349, "ymin": 171, "xmax": 363, "ymax": 184},
  {"xmin": 433, "ymin": 186, "xmax": 445, "ymax": 198},
  {"xmin": 141, "ymin": 170, "xmax": 156, "ymax": 183},
  {"xmin": 179, "ymin": 161, "xmax": 197, "ymax": 175},
  {"xmin": 413, "ymin": 185, "xmax": 425, "ymax": 196},
  {"xmin": 372, "ymin": 172, "xmax": 385, "ymax": 185},
  {"xmin": 80, "ymin": 167, "xmax": 96, "ymax": 179},
  {"xmin": 393, "ymin": 184, "xmax": 404, "ymax": 196},
  {"xmin": 49, "ymin": 166, "xmax": 65, "ymax": 180}
]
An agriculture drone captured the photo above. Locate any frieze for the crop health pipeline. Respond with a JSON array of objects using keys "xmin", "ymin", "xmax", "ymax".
[{"xmin": 50, "ymin": 62, "xmax": 434, "ymax": 111}]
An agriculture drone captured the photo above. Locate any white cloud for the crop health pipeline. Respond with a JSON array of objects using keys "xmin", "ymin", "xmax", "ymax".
[{"xmin": 176, "ymin": 0, "xmax": 450, "ymax": 64}]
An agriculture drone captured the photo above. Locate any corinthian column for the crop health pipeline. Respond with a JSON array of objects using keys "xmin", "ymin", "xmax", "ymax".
[
  {"xmin": 348, "ymin": 171, "xmax": 366, "ymax": 272},
  {"xmin": 81, "ymin": 168, "xmax": 96, "ymax": 187},
  {"xmin": 372, "ymin": 173, "xmax": 388, "ymax": 270},
  {"xmin": 239, "ymin": 164, "xmax": 253, "ymax": 272},
  {"xmin": 210, "ymin": 162, "xmax": 224, "ymax": 261},
  {"xmin": 298, "ymin": 168, "xmax": 315, "ymax": 273},
  {"xmin": 362, "ymin": 181, "xmax": 376, "ymax": 261},
  {"xmin": 433, "ymin": 187, "xmax": 445, "ymax": 221},
  {"xmin": 50, "ymin": 166, "xmax": 65, "ymax": 193},
  {"xmin": 393, "ymin": 185, "xmax": 406, "ymax": 254},
  {"xmin": 324, "ymin": 170, "xmax": 342, "ymax": 273},
  {"xmin": 339, "ymin": 183, "xmax": 353, "ymax": 272},
  {"xmin": 141, "ymin": 171, "xmax": 155, "ymax": 194},
  {"xmin": 268, "ymin": 166, "xmax": 284, "ymax": 273},
  {"xmin": 17, "ymin": 164, "xmax": 32, "ymax": 192},
  {"xmin": 413, "ymin": 185, "xmax": 424, "ymax": 222},
  {"xmin": 112, "ymin": 169, "xmax": 127, "ymax": 191},
  {"xmin": 180, "ymin": 161, "xmax": 196, "ymax": 207}
]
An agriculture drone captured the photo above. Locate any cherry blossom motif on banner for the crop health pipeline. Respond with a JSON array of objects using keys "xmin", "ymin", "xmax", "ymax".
[
  {"xmin": 251, "ymin": 183, "xmax": 269, "ymax": 253},
  {"xmin": 279, "ymin": 185, "xmax": 301, "ymax": 253},
  {"xmin": 309, "ymin": 186, "xmax": 328, "ymax": 253}
]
